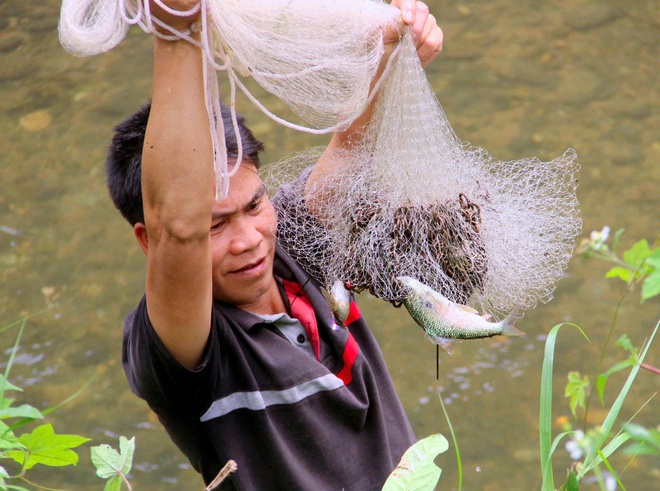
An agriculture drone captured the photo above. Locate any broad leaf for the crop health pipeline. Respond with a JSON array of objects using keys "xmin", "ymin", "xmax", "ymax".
[
  {"xmin": 0, "ymin": 404, "xmax": 44, "ymax": 421},
  {"xmin": 103, "ymin": 475, "xmax": 125, "ymax": 491},
  {"xmin": 641, "ymin": 269, "xmax": 660, "ymax": 302},
  {"xmin": 605, "ymin": 266, "xmax": 631, "ymax": 283},
  {"xmin": 0, "ymin": 421, "xmax": 23, "ymax": 451},
  {"xmin": 622, "ymin": 239, "xmax": 651, "ymax": 269},
  {"xmin": 382, "ymin": 433, "xmax": 448, "ymax": 491},
  {"xmin": 91, "ymin": 436, "xmax": 135, "ymax": 479},
  {"xmin": 5, "ymin": 423, "xmax": 90, "ymax": 470}
]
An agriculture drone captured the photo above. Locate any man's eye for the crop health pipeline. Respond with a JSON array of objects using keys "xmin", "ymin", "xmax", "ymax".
[
  {"xmin": 211, "ymin": 220, "xmax": 226, "ymax": 231},
  {"xmin": 248, "ymin": 199, "xmax": 262, "ymax": 212}
]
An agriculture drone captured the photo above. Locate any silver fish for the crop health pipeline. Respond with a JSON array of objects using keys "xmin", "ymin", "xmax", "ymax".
[
  {"xmin": 321, "ymin": 280, "xmax": 351, "ymax": 329},
  {"xmin": 397, "ymin": 276, "xmax": 524, "ymax": 353}
]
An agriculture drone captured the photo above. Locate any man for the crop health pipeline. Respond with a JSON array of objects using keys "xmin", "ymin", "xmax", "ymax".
[{"xmin": 107, "ymin": 1, "xmax": 443, "ymax": 489}]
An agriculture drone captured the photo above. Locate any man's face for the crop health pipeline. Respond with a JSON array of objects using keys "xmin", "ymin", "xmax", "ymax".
[{"xmin": 209, "ymin": 163, "xmax": 278, "ymax": 312}]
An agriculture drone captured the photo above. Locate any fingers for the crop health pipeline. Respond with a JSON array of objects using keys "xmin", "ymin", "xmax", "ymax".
[
  {"xmin": 416, "ymin": 13, "xmax": 443, "ymax": 67},
  {"xmin": 399, "ymin": 1, "xmax": 443, "ymax": 68}
]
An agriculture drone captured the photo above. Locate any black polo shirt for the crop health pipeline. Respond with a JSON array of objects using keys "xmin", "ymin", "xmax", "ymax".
[{"xmin": 123, "ymin": 243, "xmax": 415, "ymax": 490}]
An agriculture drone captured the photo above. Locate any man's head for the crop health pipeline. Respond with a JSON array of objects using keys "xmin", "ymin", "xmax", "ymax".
[
  {"xmin": 106, "ymin": 100, "xmax": 265, "ymax": 226},
  {"xmin": 106, "ymin": 102, "xmax": 282, "ymax": 311}
]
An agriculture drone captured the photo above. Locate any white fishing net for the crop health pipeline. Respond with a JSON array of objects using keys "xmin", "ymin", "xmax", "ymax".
[
  {"xmin": 59, "ymin": 0, "xmax": 398, "ymax": 198},
  {"xmin": 59, "ymin": 0, "xmax": 581, "ymax": 318},
  {"xmin": 267, "ymin": 32, "xmax": 581, "ymax": 317}
]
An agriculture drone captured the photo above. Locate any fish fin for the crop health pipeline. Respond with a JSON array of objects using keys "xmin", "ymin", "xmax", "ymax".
[
  {"xmin": 481, "ymin": 313, "xmax": 492, "ymax": 320},
  {"xmin": 434, "ymin": 337, "xmax": 454, "ymax": 355},
  {"xmin": 456, "ymin": 304, "xmax": 479, "ymax": 314},
  {"xmin": 501, "ymin": 308, "xmax": 525, "ymax": 337}
]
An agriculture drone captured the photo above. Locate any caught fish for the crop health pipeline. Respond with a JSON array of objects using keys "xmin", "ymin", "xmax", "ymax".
[
  {"xmin": 321, "ymin": 280, "xmax": 351, "ymax": 329},
  {"xmin": 397, "ymin": 276, "xmax": 524, "ymax": 353}
]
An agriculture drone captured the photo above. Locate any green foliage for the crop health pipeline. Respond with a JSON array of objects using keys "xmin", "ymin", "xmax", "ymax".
[
  {"xmin": 622, "ymin": 423, "xmax": 660, "ymax": 457},
  {"xmin": 540, "ymin": 229, "xmax": 660, "ymax": 491},
  {"xmin": 594, "ymin": 336, "xmax": 637, "ymax": 405},
  {"xmin": 541, "ymin": 320, "xmax": 658, "ymax": 491},
  {"xmin": 5, "ymin": 423, "xmax": 89, "ymax": 470},
  {"xmin": 91, "ymin": 436, "xmax": 136, "ymax": 491},
  {"xmin": 565, "ymin": 371, "xmax": 590, "ymax": 418},
  {"xmin": 0, "ymin": 316, "xmax": 136, "ymax": 490},
  {"xmin": 382, "ymin": 434, "xmax": 448, "ymax": 491},
  {"xmin": 578, "ymin": 227, "xmax": 660, "ymax": 302}
]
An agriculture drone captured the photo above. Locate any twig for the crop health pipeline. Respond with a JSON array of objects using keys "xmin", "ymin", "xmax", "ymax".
[{"xmin": 204, "ymin": 460, "xmax": 238, "ymax": 491}]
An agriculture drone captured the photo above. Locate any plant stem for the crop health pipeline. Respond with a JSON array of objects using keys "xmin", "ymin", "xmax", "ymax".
[
  {"xmin": 19, "ymin": 475, "xmax": 68, "ymax": 491},
  {"xmin": 640, "ymin": 362, "xmax": 660, "ymax": 375}
]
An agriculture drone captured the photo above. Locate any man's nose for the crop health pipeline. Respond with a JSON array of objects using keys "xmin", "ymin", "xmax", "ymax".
[{"xmin": 229, "ymin": 217, "xmax": 262, "ymax": 254}]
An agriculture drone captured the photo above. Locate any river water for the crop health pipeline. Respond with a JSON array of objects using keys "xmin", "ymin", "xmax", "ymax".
[{"xmin": 1, "ymin": 0, "xmax": 658, "ymax": 489}]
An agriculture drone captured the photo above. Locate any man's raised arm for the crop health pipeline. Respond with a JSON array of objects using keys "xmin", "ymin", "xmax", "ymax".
[
  {"xmin": 307, "ymin": 0, "xmax": 443, "ymax": 197},
  {"xmin": 138, "ymin": 1, "xmax": 214, "ymax": 369}
]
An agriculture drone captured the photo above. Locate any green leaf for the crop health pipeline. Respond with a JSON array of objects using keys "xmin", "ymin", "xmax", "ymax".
[
  {"xmin": 622, "ymin": 239, "xmax": 651, "ymax": 269},
  {"xmin": 0, "ymin": 421, "xmax": 23, "ymax": 451},
  {"xmin": 622, "ymin": 423, "xmax": 660, "ymax": 456},
  {"xmin": 615, "ymin": 334, "xmax": 635, "ymax": 355},
  {"xmin": 91, "ymin": 436, "xmax": 135, "ymax": 480},
  {"xmin": 5, "ymin": 423, "xmax": 90, "ymax": 470},
  {"xmin": 596, "ymin": 359, "xmax": 636, "ymax": 405},
  {"xmin": 580, "ymin": 319, "xmax": 659, "ymax": 476},
  {"xmin": 103, "ymin": 475, "xmax": 125, "ymax": 491},
  {"xmin": 565, "ymin": 371, "xmax": 589, "ymax": 418},
  {"xmin": 0, "ymin": 376, "xmax": 22, "ymax": 394},
  {"xmin": 641, "ymin": 269, "xmax": 660, "ymax": 302},
  {"xmin": 605, "ymin": 266, "xmax": 631, "ymax": 283},
  {"xmin": 382, "ymin": 434, "xmax": 448, "ymax": 491},
  {"xmin": 611, "ymin": 228, "xmax": 625, "ymax": 254},
  {"xmin": 560, "ymin": 471, "xmax": 579, "ymax": 491},
  {"xmin": 0, "ymin": 404, "xmax": 44, "ymax": 421}
]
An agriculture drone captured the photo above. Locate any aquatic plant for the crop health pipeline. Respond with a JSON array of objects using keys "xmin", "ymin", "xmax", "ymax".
[
  {"xmin": 389, "ymin": 229, "xmax": 659, "ymax": 490},
  {"xmin": 0, "ymin": 316, "xmax": 91, "ymax": 490}
]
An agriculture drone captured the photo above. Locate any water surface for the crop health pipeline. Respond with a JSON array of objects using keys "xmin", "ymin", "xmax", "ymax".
[{"xmin": 1, "ymin": 0, "xmax": 658, "ymax": 489}]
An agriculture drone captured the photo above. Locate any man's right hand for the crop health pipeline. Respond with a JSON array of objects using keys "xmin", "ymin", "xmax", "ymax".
[{"xmin": 149, "ymin": 0, "xmax": 201, "ymax": 34}]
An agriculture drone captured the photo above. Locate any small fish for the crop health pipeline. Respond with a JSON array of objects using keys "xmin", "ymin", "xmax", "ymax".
[
  {"xmin": 321, "ymin": 280, "xmax": 351, "ymax": 330},
  {"xmin": 397, "ymin": 276, "xmax": 524, "ymax": 354}
]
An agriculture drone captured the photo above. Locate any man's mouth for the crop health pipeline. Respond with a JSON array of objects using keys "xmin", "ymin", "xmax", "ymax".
[{"xmin": 231, "ymin": 257, "xmax": 266, "ymax": 275}]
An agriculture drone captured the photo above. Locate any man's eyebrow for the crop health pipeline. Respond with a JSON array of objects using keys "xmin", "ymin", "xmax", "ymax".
[
  {"xmin": 212, "ymin": 184, "xmax": 266, "ymax": 220},
  {"xmin": 250, "ymin": 184, "xmax": 267, "ymax": 205}
]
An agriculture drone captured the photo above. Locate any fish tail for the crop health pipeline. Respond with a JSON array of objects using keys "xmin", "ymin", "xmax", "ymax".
[{"xmin": 501, "ymin": 308, "xmax": 525, "ymax": 337}]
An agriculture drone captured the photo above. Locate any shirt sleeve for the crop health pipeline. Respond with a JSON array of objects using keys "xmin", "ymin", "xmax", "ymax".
[{"xmin": 122, "ymin": 295, "xmax": 217, "ymax": 417}]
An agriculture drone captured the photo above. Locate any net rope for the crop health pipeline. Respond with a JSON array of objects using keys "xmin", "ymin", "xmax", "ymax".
[{"xmin": 59, "ymin": 0, "xmax": 581, "ymax": 319}]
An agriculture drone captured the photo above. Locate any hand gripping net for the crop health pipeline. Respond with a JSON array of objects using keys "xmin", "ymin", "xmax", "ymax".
[
  {"xmin": 59, "ymin": 0, "xmax": 399, "ymax": 199},
  {"xmin": 59, "ymin": 0, "xmax": 581, "ymax": 318}
]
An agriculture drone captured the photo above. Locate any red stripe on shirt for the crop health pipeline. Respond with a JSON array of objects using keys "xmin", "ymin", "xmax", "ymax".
[
  {"xmin": 345, "ymin": 300, "xmax": 361, "ymax": 326},
  {"xmin": 336, "ymin": 333, "xmax": 359, "ymax": 385},
  {"xmin": 281, "ymin": 280, "xmax": 320, "ymax": 360}
]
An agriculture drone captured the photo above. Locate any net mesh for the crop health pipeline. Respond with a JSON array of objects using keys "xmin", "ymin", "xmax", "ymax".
[
  {"xmin": 267, "ymin": 33, "xmax": 581, "ymax": 317},
  {"xmin": 59, "ymin": 0, "xmax": 581, "ymax": 318}
]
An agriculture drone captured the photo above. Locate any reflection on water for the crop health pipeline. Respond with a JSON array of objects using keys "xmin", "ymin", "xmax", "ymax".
[{"xmin": 1, "ymin": 0, "xmax": 658, "ymax": 489}]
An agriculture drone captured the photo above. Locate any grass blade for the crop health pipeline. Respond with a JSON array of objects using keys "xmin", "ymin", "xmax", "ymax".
[
  {"xmin": 438, "ymin": 393, "xmax": 462, "ymax": 491},
  {"xmin": 540, "ymin": 323, "xmax": 586, "ymax": 491},
  {"xmin": 580, "ymin": 318, "xmax": 659, "ymax": 476}
]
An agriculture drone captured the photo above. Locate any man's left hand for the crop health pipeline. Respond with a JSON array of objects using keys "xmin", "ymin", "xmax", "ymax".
[{"xmin": 388, "ymin": 0, "xmax": 443, "ymax": 68}]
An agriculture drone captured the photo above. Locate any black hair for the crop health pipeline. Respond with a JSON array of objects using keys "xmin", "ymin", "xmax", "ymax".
[{"xmin": 106, "ymin": 100, "xmax": 265, "ymax": 226}]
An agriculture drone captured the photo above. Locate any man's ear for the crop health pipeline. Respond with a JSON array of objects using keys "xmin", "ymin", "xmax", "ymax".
[{"xmin": 133, "ymin": 222, "xmax": 149, "ymax": 255}]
